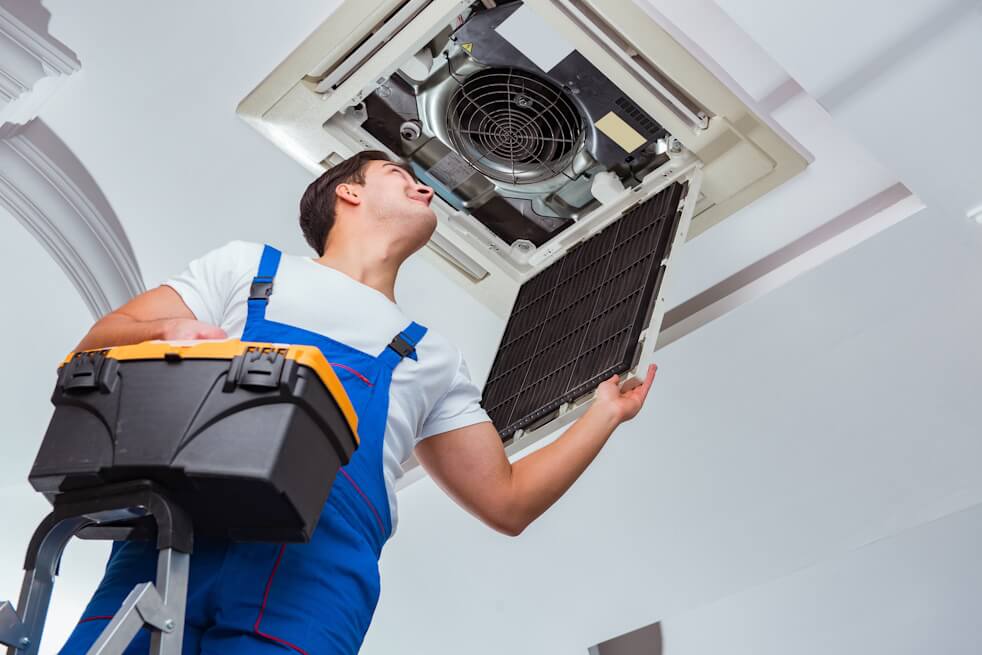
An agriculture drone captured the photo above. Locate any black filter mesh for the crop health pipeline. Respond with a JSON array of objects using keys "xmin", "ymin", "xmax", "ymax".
[{"xmin": 482, "ymin": 182, "xmax": 685, "ymax": 439}]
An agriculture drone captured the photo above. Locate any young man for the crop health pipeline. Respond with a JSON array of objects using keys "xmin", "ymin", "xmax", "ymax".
[{"xmin": 62, "ymin": 150, "xmax": 657, "ymax": 654}]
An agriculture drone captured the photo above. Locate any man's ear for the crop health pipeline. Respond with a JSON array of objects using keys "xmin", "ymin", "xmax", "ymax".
[{"xmin": 336, "ymin": 183, "xmax": 362, "ymax": 206}]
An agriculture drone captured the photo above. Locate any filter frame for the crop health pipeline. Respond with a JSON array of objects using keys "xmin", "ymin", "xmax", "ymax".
[{"xmin": 482, "ymin": 181, "xmax": 686, "ymax": 438}]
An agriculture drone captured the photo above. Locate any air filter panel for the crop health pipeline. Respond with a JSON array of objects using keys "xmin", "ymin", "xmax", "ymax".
[{"xmin": 482, "ymin": 182, "xmax": 685, "ymax": 438}]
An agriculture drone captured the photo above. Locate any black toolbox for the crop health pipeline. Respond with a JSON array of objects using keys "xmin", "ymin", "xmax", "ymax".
[{"xmin": 29, "ymin": 340, "xmax": 360, "ymax": 542}]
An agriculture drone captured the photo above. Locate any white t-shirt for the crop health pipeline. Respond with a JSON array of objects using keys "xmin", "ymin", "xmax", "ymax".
[{"xmin": 162, "ymin": 240, "xmax": 491, "ymax": 533}]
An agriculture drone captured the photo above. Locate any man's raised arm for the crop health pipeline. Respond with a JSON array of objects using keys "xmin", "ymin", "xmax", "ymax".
[
  {"xmin": 74, "ymin": 285, "xmax": 226, "ymax": 351},
  {"xmin": 414, "ymin": 364, "xmax": 658, "ymax": 536}
]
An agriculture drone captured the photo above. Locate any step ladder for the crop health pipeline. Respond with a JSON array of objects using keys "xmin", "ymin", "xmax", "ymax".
[{"xmin": 0, "ymin": 480, "xmax": 192, "ymax": 655}]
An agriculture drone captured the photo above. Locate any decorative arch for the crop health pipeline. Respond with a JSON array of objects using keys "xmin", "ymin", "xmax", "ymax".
[{"xmin": 0, "ymin": 119, "xmax": 144, "ymax": 318}]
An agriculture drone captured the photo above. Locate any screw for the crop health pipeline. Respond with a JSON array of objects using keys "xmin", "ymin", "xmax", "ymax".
[
  {"xmin": 399, "ymin": 120, "xmax": 422, "ymax": 141},
  {"xmin": 163, "ymin": 620, "xmax": 175, "ymax": 632},
  {"xmin": 19, "ymin": 637, "xmax": 30, "ymax": 648},
  {"xmin": 513, "ymin": 93, "xmax": 532, "ymax": 108}
]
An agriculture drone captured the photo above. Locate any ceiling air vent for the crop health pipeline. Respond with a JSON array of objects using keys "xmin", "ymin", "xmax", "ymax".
[{"xmin": 237, "ymin": 0, "xmax": 810, "ymax": 453}]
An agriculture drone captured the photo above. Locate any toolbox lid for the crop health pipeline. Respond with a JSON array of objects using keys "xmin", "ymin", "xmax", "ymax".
[{"xmin": 64, "ymin": 340, "xmax": 359, "ymax": 441}]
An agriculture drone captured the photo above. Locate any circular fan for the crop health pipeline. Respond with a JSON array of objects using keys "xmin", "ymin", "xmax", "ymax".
[{"xmin": 446, "ymin": 68, "xmax": 584, "ymax": 185}]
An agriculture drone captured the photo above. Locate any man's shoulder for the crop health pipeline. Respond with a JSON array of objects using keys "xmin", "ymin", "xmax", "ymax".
[
  {"xmin": 415, "ymin": 328, "xmax": 471, "ymax": 386},
  {"xmin": 417, "ymin": 325, "xmax": 458, "ymax": 357},
  {"xmin": 193, "ymin": 239, "xmax": 264, "ymax": 267},
  {"xmin": 220, "ymin": 239, "xmax": 265, "ymax": 261},
  {"xmin": 198, "ymin": 240, "xmax": 278, "ymax": 280}
]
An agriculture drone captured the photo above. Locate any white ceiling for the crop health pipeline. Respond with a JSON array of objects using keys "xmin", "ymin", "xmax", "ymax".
[
  {"xmin": 714, "ymin": 0, "xmax": 982, "ymax": 220},
  {"xmin": 0, "ymin": 0, "xmax": 979, "ymax": 652}
]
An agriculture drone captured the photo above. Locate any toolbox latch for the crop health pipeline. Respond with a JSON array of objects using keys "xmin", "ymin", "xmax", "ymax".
[
  {"xmin": 227, "ymin": 347, "xmax": 291, "ymax": 390},
  {"xmin": 59, "ymin": 351, "xmax": 118, "ymax": 393}
]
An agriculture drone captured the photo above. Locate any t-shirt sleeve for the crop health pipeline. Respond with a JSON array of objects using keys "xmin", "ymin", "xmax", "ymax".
[
  {"xmin": 417, "ymin": 350, "xmax": 492, "ymax": 442},
  {"xmin": 161, "ymin": 240, "xmax": 255, "ymax": 326}
]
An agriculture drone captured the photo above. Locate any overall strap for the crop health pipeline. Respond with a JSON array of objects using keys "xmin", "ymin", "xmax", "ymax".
[
  {"xmin": 378, "ymin": 321, "xmax": 427, "ymax": 369},
  {"xmin": 246, "ymin": 244, "xmax": 282, "ymax": 322}
]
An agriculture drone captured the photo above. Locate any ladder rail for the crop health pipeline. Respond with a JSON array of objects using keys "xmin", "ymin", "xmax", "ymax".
[{"xmin": 0, "ymin": 481, "xmax": 193, "ymax": 655}]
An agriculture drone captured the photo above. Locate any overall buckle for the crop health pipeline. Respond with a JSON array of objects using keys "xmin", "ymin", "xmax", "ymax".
[
  {"xmin": 388, "ymin": 334, "xmax": 415, "ymax": 358},
  {"xmin": 249, "ymin": 279, "xmax": 274, "ymax": 301}
]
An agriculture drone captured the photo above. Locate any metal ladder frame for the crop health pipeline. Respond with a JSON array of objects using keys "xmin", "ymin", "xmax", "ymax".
[{"xmin": 0, "ymin": 481, "xmax": 193, "ymax": 655}]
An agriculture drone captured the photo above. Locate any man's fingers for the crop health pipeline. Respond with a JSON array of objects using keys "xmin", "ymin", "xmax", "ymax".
[
  {"xmin": 636, "ymin": 364, "xmax": 657, "ymax": 401},
  {"xmin": 198, "ymin": 324, "xmax": 227, "ymax": 339},
  {"xmin": 604, "ymin": 365, "xmax": 658, "ymax": 406}
]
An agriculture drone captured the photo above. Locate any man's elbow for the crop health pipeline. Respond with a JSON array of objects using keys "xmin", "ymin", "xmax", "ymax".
[
  {"xmin": 489, "ymin": 518, "xmax": 525, "ymax": 537},
  {"xmin": 484, "ymin": 505, "xmax": 529, "ymax": 537}
]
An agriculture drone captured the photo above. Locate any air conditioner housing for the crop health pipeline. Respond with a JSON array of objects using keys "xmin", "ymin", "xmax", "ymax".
[{"xmin": 237, "ymin": 0, "xmax": 810, "ymax": 451}]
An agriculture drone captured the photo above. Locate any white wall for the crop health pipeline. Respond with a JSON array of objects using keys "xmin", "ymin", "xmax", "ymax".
[
  {"xmin": 0, "ymin": 1, "xmax": 978, "ymax": 653},
  {"xmin": 659, "ymin": 501, "xmax": 982, "ymax": 654},
  {"xmin": 0, "ymin": 224, "xmax": 111, "ymax": 653}
]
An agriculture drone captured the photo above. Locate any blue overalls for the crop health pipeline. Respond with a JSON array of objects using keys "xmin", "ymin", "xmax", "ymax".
[{"xmin": 61, "ymin": 244, "xmax": 425, "ymax": 654}]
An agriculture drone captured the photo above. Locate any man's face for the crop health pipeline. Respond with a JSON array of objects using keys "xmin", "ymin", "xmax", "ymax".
[{"xmin": 358, "ymin": 160, "xmax": 436, "ymax": 244}]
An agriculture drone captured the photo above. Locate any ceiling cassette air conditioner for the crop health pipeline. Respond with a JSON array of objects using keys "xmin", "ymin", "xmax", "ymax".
[{"xmin": 238, "ymin": 0, "xmax": 810, "ymax": 450}]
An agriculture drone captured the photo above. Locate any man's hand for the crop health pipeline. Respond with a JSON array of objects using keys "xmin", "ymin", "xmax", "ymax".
[
  {"xmin": 159, "ymin": 318, "xmax": 227, "ymax": 341},
  {"xmin": 592, "ymin": 363, "xmax": 658, "ymax": 424}
]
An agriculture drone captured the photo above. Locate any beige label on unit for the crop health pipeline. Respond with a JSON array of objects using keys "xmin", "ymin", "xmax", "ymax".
[{"xmin": 595, "ymin": 112, "xmax": 647, "ymax": 153}]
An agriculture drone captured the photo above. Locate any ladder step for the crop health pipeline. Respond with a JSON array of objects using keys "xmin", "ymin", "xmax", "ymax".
[{"xmin": 0, "ymin": 600, "xmax": 29, "ymax": 650}]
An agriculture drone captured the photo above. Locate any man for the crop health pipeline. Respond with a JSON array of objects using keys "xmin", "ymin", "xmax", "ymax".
[{"xmin": 62, "ymin": 150, "xmax": 657, "ymax": 654}]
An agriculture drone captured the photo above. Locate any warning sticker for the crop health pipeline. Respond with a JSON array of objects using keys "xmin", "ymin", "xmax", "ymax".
[
  {"xmin": 426, "ymin": 152, "xmax": 475, "ymax": 191},
  {"xmin": 461, "ymin": 42, "xmax": 473, "ymax": 55}
]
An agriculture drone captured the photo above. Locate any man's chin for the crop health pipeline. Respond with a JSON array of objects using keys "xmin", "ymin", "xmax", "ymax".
[
  {"xmin": 419, "ymin": 213, "xmax": 438, "ymax": 243},
  {"xmin": 416, "ymin": 205, "xmax": 437, "ymax": 225}
]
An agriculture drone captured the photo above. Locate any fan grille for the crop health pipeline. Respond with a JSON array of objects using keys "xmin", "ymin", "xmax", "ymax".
[{"xmin": 446, "ymin": 68, "xmax": 583, "ymax": 185}]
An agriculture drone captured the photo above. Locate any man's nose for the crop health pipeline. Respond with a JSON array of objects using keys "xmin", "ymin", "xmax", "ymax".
[{"xmin": 416, "ymin": 184, "xmax": 433, "ymax": 201}]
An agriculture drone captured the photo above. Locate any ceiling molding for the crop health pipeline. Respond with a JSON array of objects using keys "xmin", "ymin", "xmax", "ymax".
[
  {"xmin": 0, "ymin": 2, "xmax": 79, "ymax": 121},
  {"xmin": 0, "ymin": 119, "xmax": 144, "ymax": 319}
]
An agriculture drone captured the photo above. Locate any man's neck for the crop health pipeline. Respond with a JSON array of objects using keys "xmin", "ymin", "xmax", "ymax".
[{"xmin": 313, "ymin": 247, "xmax": 401, "ymax": 304}]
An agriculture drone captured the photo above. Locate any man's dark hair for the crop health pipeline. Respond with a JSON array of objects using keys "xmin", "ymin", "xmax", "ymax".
[{"xmin": 299, "ymin": 149, "xmax": 416, "ymax": 256}]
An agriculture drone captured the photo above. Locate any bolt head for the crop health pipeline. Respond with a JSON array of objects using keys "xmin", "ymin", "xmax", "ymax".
[
  {"xmin": 163, "ymin": 620, "xmax": 175, "ymax": 632},
  {"xmin": 513, "ymin": 93, "xmax": 532, "ymax": 108}
]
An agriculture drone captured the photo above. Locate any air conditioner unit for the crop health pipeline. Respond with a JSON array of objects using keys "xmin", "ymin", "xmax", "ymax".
[{"xmin": 237, "ymin": 0, "xmax": 809, "ymax": 456}]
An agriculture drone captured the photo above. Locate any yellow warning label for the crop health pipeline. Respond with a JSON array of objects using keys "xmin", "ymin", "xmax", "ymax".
[
  {"xmin": 461, "ymin": 42, "xmax": 473, "ymax": 55},
  {"xmin": 595, "ymin": 112, "xmax": 646, "ymax": 153}
]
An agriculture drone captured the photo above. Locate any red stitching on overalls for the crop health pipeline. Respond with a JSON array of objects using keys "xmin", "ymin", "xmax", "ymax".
[
  {"xmin": 330, "ymin": 362, "xmax": 373, "ymax": 386},
  {"xmin": 339, "ymin": 469, "xmax": 386, "ymax": 536},
  {"xmin": 78, "ymin": 615, "xmax": 113, "ymax": 624},
  {"xmin": 253, "ymin": 544, "xmax": 309, "ymax": 655}
]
